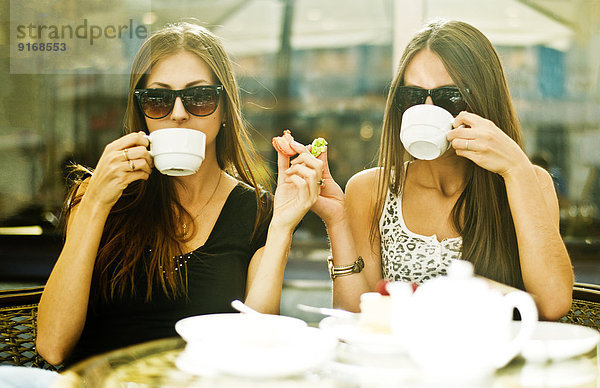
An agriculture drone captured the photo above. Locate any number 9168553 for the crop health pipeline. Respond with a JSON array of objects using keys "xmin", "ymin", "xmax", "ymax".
[{"xmin": 17, "ymin": 42, "xmax": 67, "ymax": 52}]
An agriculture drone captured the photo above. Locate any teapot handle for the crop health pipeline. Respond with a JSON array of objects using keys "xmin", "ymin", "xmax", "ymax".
[{"xmin": 495, "ymin": 291, "xmax": 538, "ymax": 368}]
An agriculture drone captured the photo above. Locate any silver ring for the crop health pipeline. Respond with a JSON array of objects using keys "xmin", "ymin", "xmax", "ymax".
[
  {"xmin": 465, "ymin": 139, "xmax": 469, "ymax": 151},
  {"xmin": 123, "ymin": 148, "xmax": 129, "ymax": 161},
  {"xmin": 129, "ymin": 159, "xmax": 135, "ymax": 171}
]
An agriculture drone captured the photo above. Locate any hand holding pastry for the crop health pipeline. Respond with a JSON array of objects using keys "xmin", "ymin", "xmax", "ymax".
[{"xmin": 270, "ymin": 130, "xmax": 323, "ymax": 229}]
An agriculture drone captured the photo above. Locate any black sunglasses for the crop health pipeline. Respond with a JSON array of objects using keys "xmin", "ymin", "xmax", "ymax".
[
  {"xmin": 394, "ymin": 86, "xmax": 469, "ymax": 117},
  {"xmin": 134, "ymin": 85, "xmax": 223, "ymax": 119}
]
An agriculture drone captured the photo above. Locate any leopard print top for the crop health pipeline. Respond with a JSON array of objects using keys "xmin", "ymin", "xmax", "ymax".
[{"xmin": 379, "ymin": 188, "xmax": 463, "ymax": 284}]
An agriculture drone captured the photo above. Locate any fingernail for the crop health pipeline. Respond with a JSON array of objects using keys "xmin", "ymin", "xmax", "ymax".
[{"xmin": 291, "ymin": 140, "xmax": 304, "ymax": 148}]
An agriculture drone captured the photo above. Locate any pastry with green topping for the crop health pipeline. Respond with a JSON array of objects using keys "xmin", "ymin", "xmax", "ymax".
[{"xmin": 311, "ymin": 138, "xmax": 328, "ymax": 157}]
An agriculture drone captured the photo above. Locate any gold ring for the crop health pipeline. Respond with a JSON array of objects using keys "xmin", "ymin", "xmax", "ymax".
[
  {"xmin": 123, "ymin": 148, "xmax": 129, "ymax": 161},
  {"xmin": 129, "ymin": 159, "xmax": 135, "ymax": 171},
  {"xmin": 465, "ymin": 139, "xmax": 469, "ymax": 151}
]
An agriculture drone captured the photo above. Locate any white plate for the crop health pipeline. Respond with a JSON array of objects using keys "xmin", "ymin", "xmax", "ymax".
[
  {"xmin": 175, "ymin": 312, "xmax": 307, "ymax": 342},
  {"xmin": 518, "ymin": 321, "xmax": 600, "ymax": 362},
  {"xmin": 319, "ymin": 315, "xmax": 406, "ymax": 355},
  {"xmin": 175, "ymin": 313, "xmax": 337, "ymax": 378}
]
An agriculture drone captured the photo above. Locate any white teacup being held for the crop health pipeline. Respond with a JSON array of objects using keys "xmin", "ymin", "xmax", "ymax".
[
  {"xmin": 146, "ymin": 128, "xmax": 206, "ymax": 176},
  {"xmin": 400, "ymin": 104, "xmax": 455, "ymax": 160}
]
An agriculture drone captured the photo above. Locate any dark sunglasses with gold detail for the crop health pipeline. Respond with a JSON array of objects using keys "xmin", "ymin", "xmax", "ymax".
[
  {"xmin": 394, "ymin": 86, "xmax": 469, "ymax": 117},
  {"xmin": 134, "ymin": 85, "xmax": 223, "ymax": 119}
]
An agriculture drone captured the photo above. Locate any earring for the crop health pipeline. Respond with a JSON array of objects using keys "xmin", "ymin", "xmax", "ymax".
[{"xmin": 221, "ymin": 122, "xmax": 226, "ymax": 128}]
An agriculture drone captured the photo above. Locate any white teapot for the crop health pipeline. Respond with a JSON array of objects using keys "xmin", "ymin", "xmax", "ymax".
[{"xmin": 389, "ymin": 260, "xmax": 538, "ymax": 381}]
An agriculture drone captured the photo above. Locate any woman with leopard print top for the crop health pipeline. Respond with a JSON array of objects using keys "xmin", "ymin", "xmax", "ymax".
[{"xmin": 310, "ymin": 20, "xmax": 573, "ymax": 321}]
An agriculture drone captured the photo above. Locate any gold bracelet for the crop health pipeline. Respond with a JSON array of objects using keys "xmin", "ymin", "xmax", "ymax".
[{"xmin": 327, "ymin": 256, "xmax": 364, "ymax": 280}]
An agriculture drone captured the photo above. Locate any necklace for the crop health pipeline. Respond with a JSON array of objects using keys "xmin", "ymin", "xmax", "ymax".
[{"xmin": 182, "ymin": 171, "xmax": 223, "ymax": 239}]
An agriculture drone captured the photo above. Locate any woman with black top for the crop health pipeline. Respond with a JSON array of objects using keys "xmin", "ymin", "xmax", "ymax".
[{"xmin": 35, "ymin": 22, "xmax": 324, "ymax": 366}]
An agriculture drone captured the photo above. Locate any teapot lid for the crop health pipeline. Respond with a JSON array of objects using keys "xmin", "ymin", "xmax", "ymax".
[{"xmin": 415, "ymin": 260, "xmax": 491, "ymax": 300}]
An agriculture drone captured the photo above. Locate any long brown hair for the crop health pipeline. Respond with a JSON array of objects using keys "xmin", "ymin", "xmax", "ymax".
[
  {"xmin": 66, "ymin": 22, "xmax": 272, "ymax": 302},
  {"xmin": 373, "ymin": 20, "xmax": 524, "ymax": 289}
]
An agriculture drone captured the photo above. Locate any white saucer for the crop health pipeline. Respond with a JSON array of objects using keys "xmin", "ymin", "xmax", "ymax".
[
  {"xmin": 517, "ymin": 321, "xmax": 600, "ymax": 362},
  {"xmin": 319, "ymin": 315, "xmax": 405, "ymax": 355}
]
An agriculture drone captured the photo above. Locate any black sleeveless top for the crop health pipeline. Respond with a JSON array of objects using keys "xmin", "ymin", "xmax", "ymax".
[{"xmin": 65, "ymin": 183, "xmax": 272, "ymax": 366}]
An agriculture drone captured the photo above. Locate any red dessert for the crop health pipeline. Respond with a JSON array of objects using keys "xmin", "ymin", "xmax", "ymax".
[{"xmin": 376, "ymin": 279, "xmax": 390, "ymax": 296}]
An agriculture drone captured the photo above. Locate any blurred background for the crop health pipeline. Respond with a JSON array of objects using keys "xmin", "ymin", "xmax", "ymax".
[{"xmin": 1, "ymin": 0, "xmax": 599, "ymax": 316}]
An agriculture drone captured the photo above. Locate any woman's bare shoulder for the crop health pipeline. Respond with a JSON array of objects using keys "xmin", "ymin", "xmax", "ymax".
[
  {"xmin": 346, "ymin": 168, "xmax": 381, "ymax": 191},
  {"xmin": 345, "ymin": 168, "xmax": 381, "ymax": 203}
]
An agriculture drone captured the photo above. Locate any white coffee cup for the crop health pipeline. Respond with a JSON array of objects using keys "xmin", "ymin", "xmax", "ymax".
[
  {"xmin": 146, "ymin": 128, "xmax": 206, "ymax": 176},
  {"xmin": 400, "ymin": 104, "xmax": 454, "ymax": 160}
]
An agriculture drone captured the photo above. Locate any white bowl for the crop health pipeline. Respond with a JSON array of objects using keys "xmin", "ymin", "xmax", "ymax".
[{"xmin": 175, "ymin": 313, "xmax": 337, "ymax": 378}]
